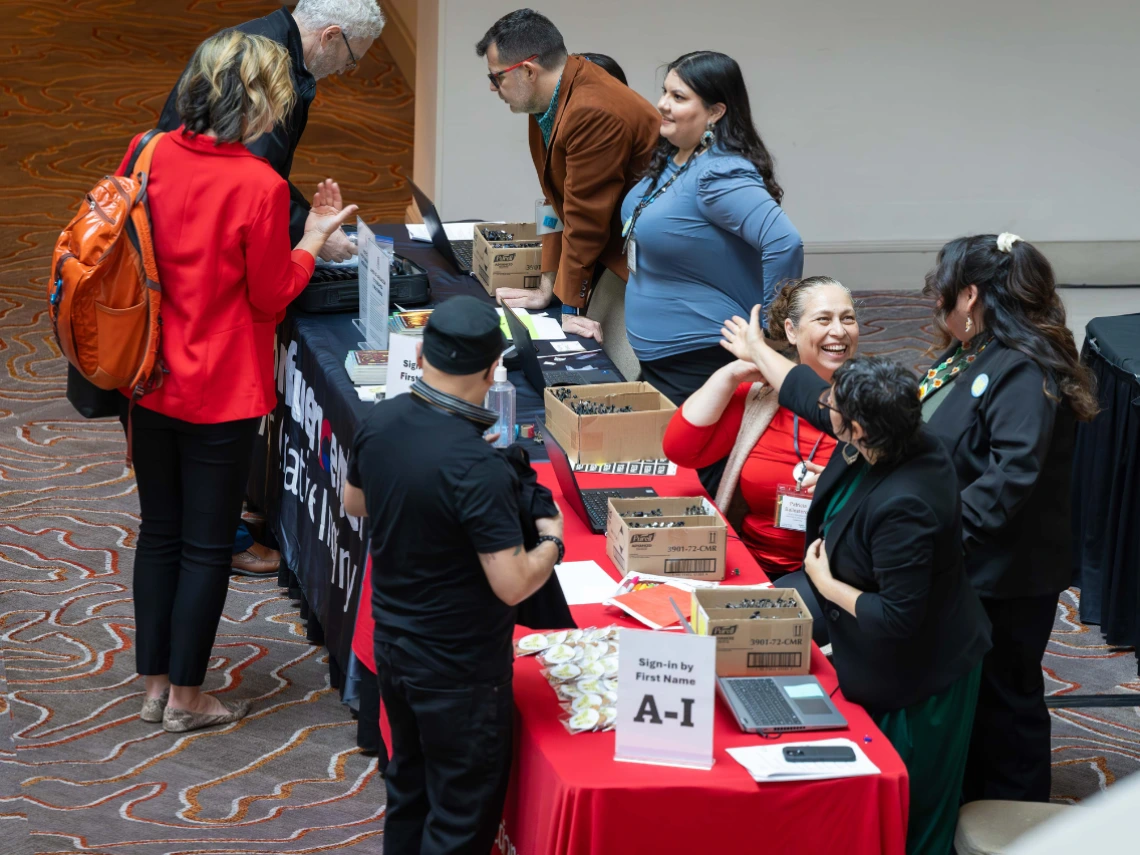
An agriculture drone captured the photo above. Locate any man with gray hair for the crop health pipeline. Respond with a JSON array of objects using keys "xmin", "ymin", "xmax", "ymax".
[
  {"xmin": 155, "ymin": 1, "xmax": 384, "ymax": 576},
  {"xmin": 158, "ymin": 0, "xmax": 384, "ymax": 257}
]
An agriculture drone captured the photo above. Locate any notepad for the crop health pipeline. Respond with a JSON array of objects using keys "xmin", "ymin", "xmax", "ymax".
[
  {"xmin": 554, "ymin": 561, "xmax": 619, "ymax": 606},
  {"xmin": 726, "ymin": 738, "xmax": 880, "ymax": 783}
]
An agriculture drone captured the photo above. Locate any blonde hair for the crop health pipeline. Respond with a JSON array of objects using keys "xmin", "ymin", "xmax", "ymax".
[{"xmin": 176, "ymin": 31, "xmax": 295, "ymax": 145}]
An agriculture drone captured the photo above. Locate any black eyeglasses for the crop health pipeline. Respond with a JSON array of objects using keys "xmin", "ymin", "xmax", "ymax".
[
  {"xmin": 817, "ymin": 389, "xmax": 840, "ymax": 414},
  {"xmin": 341, "ymin": 31, "xmax": 357, "ymax": 71}
]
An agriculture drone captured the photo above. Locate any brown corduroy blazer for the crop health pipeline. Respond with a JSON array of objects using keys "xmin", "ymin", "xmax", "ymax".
[{"xmin": 528, "ymin": 55, "xmax": 660, "ymax": 309}]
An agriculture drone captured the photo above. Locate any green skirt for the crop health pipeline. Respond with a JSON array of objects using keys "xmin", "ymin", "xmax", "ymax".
[{"xmin": 873, "ymin": 665, "xmax": 982, "ymax": 855}]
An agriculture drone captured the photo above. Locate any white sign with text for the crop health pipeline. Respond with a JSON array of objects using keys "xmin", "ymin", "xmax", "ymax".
[
  {"xmin": 615, "ymin": 628, "xmax": 716, "ymax": 770},
  {"xmin": 355, "ymin": 218, "xmax": 390, "ymax": 350},
  {"xmin": 386, "ymin": 333, "xmax": 422, "ymax": 399}
]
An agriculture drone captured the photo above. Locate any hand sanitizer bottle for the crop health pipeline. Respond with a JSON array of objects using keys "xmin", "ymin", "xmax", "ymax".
[{"xmin": 484, "ymin": 364, "xmax": 515, "ymax": 448}]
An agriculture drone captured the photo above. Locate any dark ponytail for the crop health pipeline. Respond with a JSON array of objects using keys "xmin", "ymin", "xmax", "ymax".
[
  {"xmin": 923, "ymin": 235, "xmax": 1098, "ymax": 421},
  {"xmin": 644, "ymin": 51, "xmax": 783, "ymax": 204}
]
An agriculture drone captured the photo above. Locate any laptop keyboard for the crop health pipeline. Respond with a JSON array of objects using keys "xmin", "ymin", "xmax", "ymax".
[
  {"xmin": 583, "ymin": 490, "xmax": 626, "ymax": 529},
  {"xmin": 732, "ymin": 679, "xmax": 801, "ymax": 727},
  {"xmin": 451, "ymin": 240, "xmax": 473, "ymax": 269}
]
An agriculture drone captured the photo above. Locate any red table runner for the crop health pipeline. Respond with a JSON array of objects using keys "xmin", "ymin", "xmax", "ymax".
[{"xmin": 353, "ymin": 463, "xmax": 909, "ymax": 855}]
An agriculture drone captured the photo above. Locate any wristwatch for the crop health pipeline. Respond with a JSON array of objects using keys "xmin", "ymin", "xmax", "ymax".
[
  {"xmin": 537, "ymin": 534, "xmax": 565, "ymax": 565},
  {"xmin": 560, "ymin": 304, "xmax": 579, "ymax": 316}
]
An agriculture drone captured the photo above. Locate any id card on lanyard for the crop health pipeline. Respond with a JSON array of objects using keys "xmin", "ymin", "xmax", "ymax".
[
  {"xmin": 623, "ymin": 158, "xmax": 694, "ymax": 277},
  {"xmin": 773, "ymin": 414, "xmax": 823, "ymax": 532}
]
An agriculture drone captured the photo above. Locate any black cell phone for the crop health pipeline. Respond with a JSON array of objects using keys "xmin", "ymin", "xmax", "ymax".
[{"xmin": 783, "ymin": 745, "xmax": 857, "ymax": 763}]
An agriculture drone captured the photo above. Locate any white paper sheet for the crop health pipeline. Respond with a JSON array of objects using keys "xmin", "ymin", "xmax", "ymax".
[
  {"xmin": 726, "ymin": 738, "xmax": 880, "ymax": 783},
  {"xmin": 531, "ymin": 314, "xmax": 567, "ymax": 340},
  {"xmin": 406, "ymin": 222, "xmax": 504, "ymax": 243},
  {"xmin": 554, "ymin": 561, "xmax": 620, "ymax": 605}
]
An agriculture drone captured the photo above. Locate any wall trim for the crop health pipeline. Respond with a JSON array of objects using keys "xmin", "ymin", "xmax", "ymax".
[
  {"xmin": 380, "ymin": 1, "xmax": 416, "ymax": 89},
  {"xmin": 803, "ymin": 239, "xmax": 1140, "ymax": 289}
]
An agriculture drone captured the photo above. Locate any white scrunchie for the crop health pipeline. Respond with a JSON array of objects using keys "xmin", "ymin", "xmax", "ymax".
[{"xmin": 996, "ymin": 232, "xmax": 1022, "ymax": 253}]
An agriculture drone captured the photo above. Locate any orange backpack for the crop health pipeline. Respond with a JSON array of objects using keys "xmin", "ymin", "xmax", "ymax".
[{"xmin": 49, "ymin": 130, "xmax": 166, "ymax": 404}]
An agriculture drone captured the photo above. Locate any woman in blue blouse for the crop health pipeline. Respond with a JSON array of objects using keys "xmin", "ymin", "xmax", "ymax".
[{"xmin": 621, "ymin": 51, "xmax": 803, "ymax": 413}]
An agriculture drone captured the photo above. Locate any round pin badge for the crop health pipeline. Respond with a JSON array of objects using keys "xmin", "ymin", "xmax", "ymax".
[{"xmin": 971, "ymin": 373, "xmax": 989, "ymax": 398}]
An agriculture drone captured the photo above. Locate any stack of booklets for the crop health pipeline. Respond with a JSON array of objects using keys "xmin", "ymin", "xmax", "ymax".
[
  {"xmin": 389, "ymin": 309, "xmax": 433, "ymax": 336},
  {"xmin": 345, "ymin": 350, "xmax": 388, "ymax": 386},
  {"xmin": 604, "ymin": 574, "xmax": 721, "ymax": 630}
]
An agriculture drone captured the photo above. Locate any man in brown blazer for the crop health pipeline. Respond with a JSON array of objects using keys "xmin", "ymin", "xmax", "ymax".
[{"xmin": 476, "ymin": 9, "xmax": 660, "ymax": 349}]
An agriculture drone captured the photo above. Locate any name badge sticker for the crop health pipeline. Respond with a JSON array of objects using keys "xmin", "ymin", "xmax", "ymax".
[
  {"xmin": 774, "ymin": 484, "xmax": 812, "ymax": 532},
  {"xmin": 971, "ymin": 373, "xmax": 989, "ymax": 398}
]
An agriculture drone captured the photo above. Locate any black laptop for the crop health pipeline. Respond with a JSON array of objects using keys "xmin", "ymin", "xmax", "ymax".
[
  {"xmin": 409, "ymin": 180, "xmax": 473, "ymax": 275},
  {"xmin": 541, "ymin": 421, "xmax": 656, "ymax": 534},
  {"xmin": 501, "ymin": 303, "xmax": 619, "ymax": 389}
]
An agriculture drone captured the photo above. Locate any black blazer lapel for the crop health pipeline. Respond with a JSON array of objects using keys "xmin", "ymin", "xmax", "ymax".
[{"xmin": 822, "ymin": 463, "xmax": 892, "ymax": 564}]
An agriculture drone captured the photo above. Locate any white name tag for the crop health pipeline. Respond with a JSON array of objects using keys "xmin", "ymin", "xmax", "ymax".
[
  {"xmin": 774, "ymin": 485, "xmax": 812, "ymax": 532},
  {"xmin": 627, "ymin": 237, "xmax": 638, "ymax": 275},
  {"xmin": 536, "ymin": 201, "xmax": 564, "ymax": 235}
]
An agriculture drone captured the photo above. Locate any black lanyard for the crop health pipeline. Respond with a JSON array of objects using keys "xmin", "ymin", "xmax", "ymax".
[
  {"xmin": 622, "ymin": 156, "xmax": 695, "ymax": 250},
  {"xmin": 793, "ymin": 414, "xmax": 824, "ymax": 479}
]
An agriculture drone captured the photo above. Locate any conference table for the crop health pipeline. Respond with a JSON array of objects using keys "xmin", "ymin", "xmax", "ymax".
[{"xmin": 260, "ymin": 223, "xmax": 909, "ymax": 854}]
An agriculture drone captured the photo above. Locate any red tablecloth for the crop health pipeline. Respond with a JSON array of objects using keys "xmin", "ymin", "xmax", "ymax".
[{"xmin": 353, "ymin": 464, "xmax": 909, "ymax": 855}]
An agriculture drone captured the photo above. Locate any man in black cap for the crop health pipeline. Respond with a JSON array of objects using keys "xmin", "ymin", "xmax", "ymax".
[{"xmin": 343, "ymin": 295, "xmax": 563, "ymax": 855}]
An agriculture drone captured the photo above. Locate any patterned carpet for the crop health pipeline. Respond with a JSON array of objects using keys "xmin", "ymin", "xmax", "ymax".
[{"xmin": 0, "ymin": 3, "xmax": 1135, "ymax": 854}]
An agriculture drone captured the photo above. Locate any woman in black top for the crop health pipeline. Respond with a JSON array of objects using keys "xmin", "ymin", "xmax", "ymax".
[
  {"xmin": 723, "ymin": 311, "xmax": 991, "ymax": 855},
  {"xmin": 920, "ymin": 234, "xmax": 1098, "ymax": 803}
]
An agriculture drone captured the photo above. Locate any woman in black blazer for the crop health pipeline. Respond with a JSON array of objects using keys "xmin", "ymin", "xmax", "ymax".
[
  {"xmin": 920, "ymin": 234, "xmax": 1098, "ymax": 803},
  {"xmin": 723, "ymin": 311, "xmax": 991, "ymax": 855}
]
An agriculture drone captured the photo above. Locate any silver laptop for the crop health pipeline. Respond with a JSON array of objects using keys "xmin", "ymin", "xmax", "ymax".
[{"xmin": 717, "ymin": 675, "xmax": 847, "ymax": 734}]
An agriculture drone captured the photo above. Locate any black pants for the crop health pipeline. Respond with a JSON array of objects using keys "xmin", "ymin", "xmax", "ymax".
[
  {"xmin": 963, "ymin": 593, "xmax": 1059, "ymax": 802},
  {"xmin": 638, "ymin": 345, "xmax": 737, "ymax": 496},
  {"xmin": 125, "ymin": 404, "xmax": 258, "ymax": 686},
  {"xmin": 375, "ymin": 641, "xmax": 513, "ymax": 855}
]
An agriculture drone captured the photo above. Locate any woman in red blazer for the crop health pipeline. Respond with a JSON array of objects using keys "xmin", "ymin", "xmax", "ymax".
[{"xmin": 118, "ymin": 31, "xmax": 356, "ymax": 734}]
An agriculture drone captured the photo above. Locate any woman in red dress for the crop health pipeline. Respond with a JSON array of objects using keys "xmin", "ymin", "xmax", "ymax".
[{"xmin": 663, "ymin": 277, "xmax": 858, "ymax": 578}]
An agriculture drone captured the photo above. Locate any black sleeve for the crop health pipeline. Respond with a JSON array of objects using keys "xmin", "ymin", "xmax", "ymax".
[
  {"xmin": 243, "ymin": 127, "xmax": 311, "ymax": 245},
  {"xmin": 853, "ymin": 495, "xmax": 938, "ymax": 639},
  {"xmin": 449, "ymin": 456, "xmax": 525, "ymax": 555},
  {"xmin": 960, "ymin": 359, "xmax": 1056, "ymax": 554},
  {"xmin": 347, "ymin": 422, "xmax": 371, "ymax": 489},
  {"xmin": 777, "ymin": 364, "xmax": 835, "ymax": 436}
]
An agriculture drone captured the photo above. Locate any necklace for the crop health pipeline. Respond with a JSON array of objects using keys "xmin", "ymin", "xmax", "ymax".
[{"xmin": 919, "ymin": 332, "xmax": 994, "ymax": 401}]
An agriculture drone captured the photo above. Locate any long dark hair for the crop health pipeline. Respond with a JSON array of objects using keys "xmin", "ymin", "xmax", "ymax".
[
  {"xmin": 644, "ymin": 51, "xmax": 783, "ymax": 204},
  {"xmin": 923, "ymin": 235, "xmax": 1098, "ymax": 421}
]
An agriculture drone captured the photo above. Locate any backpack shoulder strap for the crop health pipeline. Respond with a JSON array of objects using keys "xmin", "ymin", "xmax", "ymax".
[{"xmin": 127, "ymin": 129, "xmax": 164, "ymax": 177}]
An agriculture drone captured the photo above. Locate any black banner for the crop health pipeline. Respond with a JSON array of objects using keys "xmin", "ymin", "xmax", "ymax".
[{"xmin": 268, "ymin": 318, "xmax": 368, "ymax": 674}]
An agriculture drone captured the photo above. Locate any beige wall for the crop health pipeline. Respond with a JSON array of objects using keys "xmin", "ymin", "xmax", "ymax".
[{"xmin": 414, "ymin": 0, "xmax": 1140, "ymax": 285}]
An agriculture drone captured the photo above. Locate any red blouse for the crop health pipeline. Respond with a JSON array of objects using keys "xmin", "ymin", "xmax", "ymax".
[
  {"xmin": 115, "ymin": 129, "xmax": 315, "ymax": 424},
  {"xmin": 663, "ymin": 383, "xmax": 837, "ymax": 576}
]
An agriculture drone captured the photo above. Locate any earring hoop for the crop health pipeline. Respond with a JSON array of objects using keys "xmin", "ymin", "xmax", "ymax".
[{"xmin": 841, "ymin": 443, "xmax": 859, "ymax": 465}]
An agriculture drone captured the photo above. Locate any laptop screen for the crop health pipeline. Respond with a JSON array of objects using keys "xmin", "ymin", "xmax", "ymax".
[
  {"xmin": 501, "ymin": 303, "xmax": 546, "ymax": 393},
  {"xmin": 536, "ymin": 420, "xmax": 591, "ymax": 529},
  {"xmin": 408, "ymin": 180, "xmax": 462, "ymax": 271}
]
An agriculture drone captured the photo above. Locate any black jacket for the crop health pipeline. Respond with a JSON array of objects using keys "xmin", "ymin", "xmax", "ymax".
[
  {"xmin": 924, "ymin": 340, "xmax": 1075, "ymax": 599},
  {"xmin": 780, "ymin": 365, "xmax": 991, "ymax": 713},
  {"xmin": 157, "ymin": 5, "xmax": 316, "ymax": 244}
]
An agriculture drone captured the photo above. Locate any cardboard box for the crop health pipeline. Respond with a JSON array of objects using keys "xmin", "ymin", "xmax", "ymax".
[
  {"xmin": 691, "ymin": 587, "xmax": 812, "ymax": 677},
  {"xmin": 543, "ymin": 382, "xmax": 676, "ymax": 465},
  {"xmin": 606, "ymin": 496, "xmax": 726, "ymax": 581},
  {"xmin": 472, "ymin": 222, "xmax": 543, "ymax": 295}
]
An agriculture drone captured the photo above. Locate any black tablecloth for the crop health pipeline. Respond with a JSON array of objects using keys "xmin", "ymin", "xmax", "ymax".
[
  {"xmin": 248, "ymin": 224, "xmax": 619, "ymax": 685},
  {"xmin": 1071, "ymin": 313, "xmax": 1140, "ymax": 668}
]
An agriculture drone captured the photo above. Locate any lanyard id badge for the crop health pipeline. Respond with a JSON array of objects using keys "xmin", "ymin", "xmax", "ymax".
[
  {"xmin": 535, "ymin": 200, "xmax": 564, "ymax": 235},
  {"xmin": 774, "ymin": 485, "xmax": 812, "ymax": 532},
  {"xmin": 627, "ymin": 235, "xmax": 638, "ymax": 274}
]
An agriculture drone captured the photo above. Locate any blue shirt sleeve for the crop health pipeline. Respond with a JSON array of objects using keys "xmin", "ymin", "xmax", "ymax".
[{"xmin": 695, "ymin": 159, "xmax": 804, "ymax": 317}]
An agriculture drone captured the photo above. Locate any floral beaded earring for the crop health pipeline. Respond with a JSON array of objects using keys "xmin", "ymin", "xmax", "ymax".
[{"xmin": 701, "ymin": 121, "xmax": 716, "ymax": 150}]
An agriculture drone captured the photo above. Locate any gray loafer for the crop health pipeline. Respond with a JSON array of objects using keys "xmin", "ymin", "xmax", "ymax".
[
  {"xmin": 140, "ymin": 687, "xmax": 170, "ymax": 723},
  {"xmin": 162, "ymin": 699, "xmax": 250, "ymax": 733}
]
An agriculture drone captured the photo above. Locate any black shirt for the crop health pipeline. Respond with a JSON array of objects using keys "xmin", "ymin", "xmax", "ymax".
[
  {"xmin": 348, "ymin": 394, "xmax": 524, "ymax": 681},
  {"xmin": 157, "ymin": 6, "xmax": 316, "ymax": 243}
]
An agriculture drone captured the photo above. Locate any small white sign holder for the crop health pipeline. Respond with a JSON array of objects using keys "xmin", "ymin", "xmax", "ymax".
[
  {"xmin": 385, "ymin": 333, "xmax": 422, "ymax": 399},
  {"xmin": 615, "ymin": 626, "xmax": 716, "ymax": 770},
  {"xmin": 355, "ymin": 218, "xmax": 391, "ymax": 350}
]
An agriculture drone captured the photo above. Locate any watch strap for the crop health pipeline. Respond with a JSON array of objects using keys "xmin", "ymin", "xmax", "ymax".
[{"xmin": 537, "ymin": 534, "xmax": 565, "ymax": 565}]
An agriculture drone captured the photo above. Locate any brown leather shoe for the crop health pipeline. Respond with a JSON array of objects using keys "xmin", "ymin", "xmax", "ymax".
[{"xmin": 231, "ymin": 541, "xmax": 281, "ymax": 576}]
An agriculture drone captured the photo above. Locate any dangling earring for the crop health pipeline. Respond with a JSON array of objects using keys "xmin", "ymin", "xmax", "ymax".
[
  {"xmin": 964, "ymin": 315, "xmax": 973, "ymax": 334},
  {"xmin": 701, "ymin": 121, "xmax": 716, "ymax": 150},
  {"xmin": 842, "ymin": 443, "xmax": 859, "ymax": 465}
]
